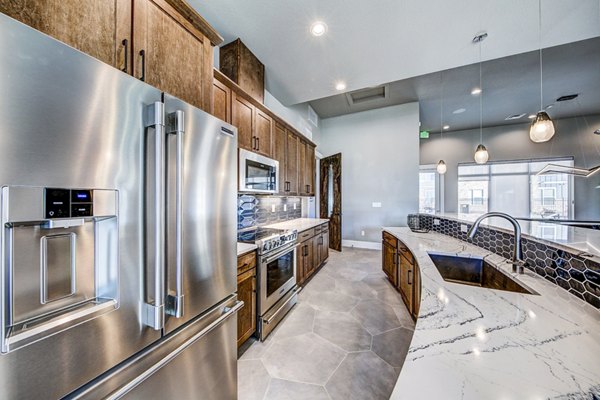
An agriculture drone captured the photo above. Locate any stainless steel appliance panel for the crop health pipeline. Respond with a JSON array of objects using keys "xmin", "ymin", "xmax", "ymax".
[
  {"xmin": 259, "ymin": 245, "xmax": 297, "ymax": 314},
  {"xmin": 0, "ymin": 15, "xmax": 162, "ymax": 399},
  {"xmin": 163, "ymin": 95, "xmax": 238, "ymax": 333}
]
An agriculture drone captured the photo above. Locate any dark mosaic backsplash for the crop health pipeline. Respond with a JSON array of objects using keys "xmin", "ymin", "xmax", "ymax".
[
  {"xmin": 238, "ymin": 194, "xmax": 302, "ymax": 229},
  {"xmin": 412, "ymin": 213, "xmax": 600, "ymax": 309}
]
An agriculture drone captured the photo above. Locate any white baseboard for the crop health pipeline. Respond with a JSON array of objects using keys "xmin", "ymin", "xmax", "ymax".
[{"xmin": 341, "ymin": 240, "xmax": 382, "ymax": 250}]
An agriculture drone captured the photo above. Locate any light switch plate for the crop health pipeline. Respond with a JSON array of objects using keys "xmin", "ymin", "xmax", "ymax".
[
  {"xmin": 283, "ymin": 204, "xmax": 287, "ymax": 212},
  {"xmin": 271, "ymin": 205, "xmax": 276, "ymax": 212},
  {"xmin": 372, "ymin": 202, "xmax": 382, "ymax": 208},
  {"xmin": 461, "ymin": 224, "xmax": 468, "ymax": 233},
  {"xmin": 434, "ymin": 219, "xmax": 441, "ymax": 226}
]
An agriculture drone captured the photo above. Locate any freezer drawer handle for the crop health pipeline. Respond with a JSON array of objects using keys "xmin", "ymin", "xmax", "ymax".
[
  {"xmin": 107, "ymin": 300, "xmax": 244, "ymax": 400},
  {"xmin": 143, "ymin": 101, "xmax": 166, "ymax": 330},
  {"xmin": 166, "ymin": 110, "xmax": 185, "ymax": 318}
]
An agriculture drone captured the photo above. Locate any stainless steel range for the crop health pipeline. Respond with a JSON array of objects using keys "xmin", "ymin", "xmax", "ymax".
[{"xmin": 238, "ymin": 227, "xmax": 300, "ymax": 340}]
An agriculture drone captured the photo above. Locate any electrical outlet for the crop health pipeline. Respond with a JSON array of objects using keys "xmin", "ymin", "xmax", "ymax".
[
  {"xmin": 283, "ymin": 204, "xmax": 287, "ymax": 212},
  {"xmin": 372, "ymin": 202, "xmax": 382, "ymax": 208},
  {"xmin": 434, "ymin": 219, "xmax": 441, "ymax": 226},
  {"xmin": 361, "ymin": 230, "xmax": 365, "ymax": 236},
  {"xmin": 271, "ymin": 204, "xmax": 276, "ymax": 212},
  {"xmin": 461, "ymin": 224, "xmax": 468, "ymax": 233},
  {"xmin": 293, "ymin": 203, "xmax": 297, "ymax": 210}
]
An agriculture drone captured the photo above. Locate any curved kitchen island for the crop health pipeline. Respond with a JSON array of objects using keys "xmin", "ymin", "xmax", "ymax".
[{"xmin": 383, "ymin": 227, "xmax": 600, "ymax": 399}]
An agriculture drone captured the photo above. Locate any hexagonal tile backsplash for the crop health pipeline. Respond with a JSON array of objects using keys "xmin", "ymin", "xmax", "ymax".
[
  {"xmin": 412, "ymin": 214, "xmax": 600, "ymax": 309},
  {"xmin": 238, "ymin": 195, "xmax": 301, "ymax": 229}
]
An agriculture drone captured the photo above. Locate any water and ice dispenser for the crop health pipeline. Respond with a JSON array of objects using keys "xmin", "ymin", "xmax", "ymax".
[{"xmin": 1, "ymin": 186, "xmax": 119, "ymax": 352}]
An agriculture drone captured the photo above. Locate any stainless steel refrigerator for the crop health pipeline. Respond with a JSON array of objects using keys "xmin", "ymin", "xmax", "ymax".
[{"xmin": 0, "ymin": 14, "xmax": 239, "ymax": 399}]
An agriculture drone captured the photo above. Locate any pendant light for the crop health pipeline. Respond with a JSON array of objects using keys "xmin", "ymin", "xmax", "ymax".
[
  {"xmin": 530, "ymin": 0, "xmax": 555, "ymax": 142},
  {"xmin": 437, "ymin": 71, "xmax": 447, "ymax": 174},
  {"xmin": 473, "ymin": 33, "xmax": 489, "ymax": 164}
]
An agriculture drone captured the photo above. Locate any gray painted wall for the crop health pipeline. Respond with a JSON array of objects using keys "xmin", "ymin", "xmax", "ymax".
[
  {"xmin": 318, "ymin": 103, "xmax": 420, "ymax": 242},
  {"xmin": 420, "ymin": 114, "xmax": 600, "ymax": 220}
]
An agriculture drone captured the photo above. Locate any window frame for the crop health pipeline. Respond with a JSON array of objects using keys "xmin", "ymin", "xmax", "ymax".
[{"xmin": 419, "ymin": 164, "xmax": 444, "ymax": 214}]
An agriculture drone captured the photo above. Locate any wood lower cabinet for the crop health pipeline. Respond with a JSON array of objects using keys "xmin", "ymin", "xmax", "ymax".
[
  {"xmin": 382, "ymin": 232, "xmax": 420, "ymax": 320},
  {"xmin": 0, "ymin": 0, "xmax": 132, "ymax": 72},
  {"xmin": 297, "ymin": 223, "xmax": 329, "ymax": 285},
  {"xmin": 237, "ymin": 251, "xmax": 257, "ymax": 347}
]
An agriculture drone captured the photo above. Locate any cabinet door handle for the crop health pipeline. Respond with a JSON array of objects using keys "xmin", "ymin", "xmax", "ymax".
[
  {"xmin": 121, "ymin": 39, "xmax": 128, "ymax": 73},
  {"xmin": 256, "ymin": 137, "xmax": 260, "ymax": 151},
  {"xmin": 139, "ymin": 49, "xmax": 146, "ymax": 81},
  {"xmin": 252, "ymin": 136, "xmax": 256, "ymax": 150}
]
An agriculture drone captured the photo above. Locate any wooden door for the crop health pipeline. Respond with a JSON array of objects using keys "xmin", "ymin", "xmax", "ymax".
[
  {"xmin": 212, "ymin": 78, "xmax": 231, "ymax": 123},
  {"xmin": 273, "ymin": 123, "xmax": 287, "ymax": 195},
  {"xmin": 399, "ymin": 254, "xmax": 414, "ymax": 312},
  {"xmin": 298, "ymin": 141, "xmax": 307, "ymax": 195},
  {"xmin": 320, "ymin": 153, "xmax": 342, "ymax": 251},
  {"xmin": 297, "ymin": 240, "xmax": 310, "ymax": 285},
  {"xmin": 382, "ymin": 241, "xmax": 397, "ymax": 287},
  {"xmin": 305, "ymin": 144, "xmax": 316, "ymax": 196},
  {"xmin": 254, "ymin": 109, "xmax": 272, "ymax": 157},
  {"xmin": 133, "ymin": 0, "xmax": 213, "ymax": 111},
  {"xmin": 237, "ymin": 268, "xmax": 256, "ymax": 346},
  {"xmin": 231, "ymin": 92, "xmax": 254, "ymax": 151},
  {"xmin": 0, "ymin": 0, "xmax": 132, "ymax": 72},
  {"xmin": 285, "ymin": 131, "xmax": 299, "ymax": 195}
]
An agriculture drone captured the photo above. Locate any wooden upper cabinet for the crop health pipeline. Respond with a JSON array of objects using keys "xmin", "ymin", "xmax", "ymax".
[
  {"xmin": 254, "ymin": 109, "xmax": 272, "ymax": 158},
  {"xmin": 133, "ymin": 0, "xmax": 213, "ymax": 111},
  {"xmin": 212, "ymin": 78, "xmax": 231, "ymax": 123},
  {"xmin": 305, "ymin": 143, "xmax": 315, "ymax": 196},
  {"xmin": 232, "ymin": 92, "xmax": 254, "ymax": 151},
  {"xmin": 0, "ymin": 0, "xmax": 132, "ymax": 72},
  {"xmin": 286, "ymin": 131, "xmax": 299, "ymax": 195},
  {"xmin": 298, "ymin": 141, "xmax": 307, "ymax": 195},
  {"xmin": 273, "ymin": 123, "xmax": 287, "ymax": 195}
]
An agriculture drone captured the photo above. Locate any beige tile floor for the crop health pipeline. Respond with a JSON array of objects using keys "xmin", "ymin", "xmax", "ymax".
[{"xmin": 238, "ymin": 247, "xmax": 415, "ymax": 400}]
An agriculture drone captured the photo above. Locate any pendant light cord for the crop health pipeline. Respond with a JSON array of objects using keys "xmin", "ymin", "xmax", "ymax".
[
  {"xmin": 479, "ymin": 38, "xmax": 483, "ymax": 144},
  {"xmin": 539, "ymin": 0, "xmax": 543, "ymax": 111},
  {"xmin": 440, "ymin": 71, "xmax": 443, "ymax": 140}
]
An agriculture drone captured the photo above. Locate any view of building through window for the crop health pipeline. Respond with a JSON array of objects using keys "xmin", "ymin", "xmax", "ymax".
[
  {"xmin": 457, "ymin": 158, "xmax": 574, "ymax": 219},
  {"xmin": 419, "ymin": 169, "xmax": 437, "ymax": 214}
]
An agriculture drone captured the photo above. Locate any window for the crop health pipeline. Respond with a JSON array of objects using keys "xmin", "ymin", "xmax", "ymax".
[
  {"xmin": 419, "ymin": 165, "xmax": 444, "ymax": 214},
  {"xmin": 458, "ymin": 158, "xmax": 573, "ymax": 219}
]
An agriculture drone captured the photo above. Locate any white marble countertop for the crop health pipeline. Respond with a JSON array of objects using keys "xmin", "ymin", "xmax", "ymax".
[
  {"xmin": 424, "ymin": 212, "xmax": 600, "ymax": 261},
  {"xmin": 265, "ymin": 218, "xmax": 329, "ymax": 232},
  {"xmin": 237, "ymin": 242, "xmax": 257, "ymax": 256},
  {"xmin": 385, "ymin": 227, "xmax": 600, "ymax": 400}
]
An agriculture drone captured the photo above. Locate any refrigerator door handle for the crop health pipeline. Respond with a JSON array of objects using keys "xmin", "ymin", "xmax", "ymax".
[
  {"xmin": 143, "ymin": 101, "xmax": 166, "ymax": 330},
  {"xmin": 166, "ymin": 110, "xmax": 185, "ymax": 318}
]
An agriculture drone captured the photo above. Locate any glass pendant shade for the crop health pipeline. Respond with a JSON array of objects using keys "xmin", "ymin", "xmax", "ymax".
[
  {"xmin": 474, "ymin": 144, "xmax": 489, "ymax": 164},
  {"xmin": 529, "ymin": 111, "xmax": 555, "ymax": 142},
  {"xmin": 436, "ymin": 160, "xmax": 447, "ymax": 174}
]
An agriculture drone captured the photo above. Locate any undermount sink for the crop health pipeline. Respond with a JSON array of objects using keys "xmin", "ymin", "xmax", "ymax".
[{"xmin": 428, "ymin": 252, "xmax": 537, "ymax": 295}]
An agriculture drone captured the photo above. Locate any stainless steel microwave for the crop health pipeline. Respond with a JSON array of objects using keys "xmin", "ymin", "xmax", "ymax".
[{"xmin": 239, "ymin": 149, "xmax": 279, "ymax": 194}]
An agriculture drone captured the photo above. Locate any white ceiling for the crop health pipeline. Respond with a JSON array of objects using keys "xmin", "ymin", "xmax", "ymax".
[{"xmin": 190, "ymin": 0, "xmax": 600, "ymax": 107}]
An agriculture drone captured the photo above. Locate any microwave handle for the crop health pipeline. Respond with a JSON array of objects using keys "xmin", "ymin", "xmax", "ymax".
[{"xmin": 166, "ymin": 110, "xmax": 185, "ymax": 318}]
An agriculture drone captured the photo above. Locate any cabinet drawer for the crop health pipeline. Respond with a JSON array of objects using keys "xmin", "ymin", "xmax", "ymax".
[
  {"xmin": 398, "ymin": 241, "xmax": 414, "ymax": 265},
  {"xmin": 382, "ymin": 231, "xmax": 397, "ymax": 247},
  {"xmin": 314, "ymin": 225, "xmax": 322, "ymax": 234},
  {"xmin": 299, "ymin": 229, "xmax": 315, "ymax": 242},
  {"xmin": 237, "ymin": 251, "xmax": 256, "ymax": 275}
]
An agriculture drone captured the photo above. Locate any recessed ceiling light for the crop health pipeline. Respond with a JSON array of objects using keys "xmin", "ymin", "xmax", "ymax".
[
  {"xmin": 471, "ymin": 88, "xmax": 482, "ymax": 95},
  {"xmin": 335, "ymin": 81, "xmax": 346, "ymax": 91},
  {"xmin": 528, "ymin": 114, "xmax": 536, "ymax": 119},
  {"xmin": 443, "ymin": 125, "xmax": 450, "ymax": 130},
  {"xmin": 310, "ymin": 21, "xmax": 327, "ymax": 36},
  {"xmin": 505, "ymin": 113, "xmax": 526, "ymax": 121},
  {"xmin": 453, "ymin": 108, "xmax": 466, "ymax": 114}
]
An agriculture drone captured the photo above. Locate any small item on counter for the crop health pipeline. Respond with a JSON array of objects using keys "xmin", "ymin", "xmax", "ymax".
[{"xmin": 408, "ymin": 214, "xmax": 429, "ymax": 233}]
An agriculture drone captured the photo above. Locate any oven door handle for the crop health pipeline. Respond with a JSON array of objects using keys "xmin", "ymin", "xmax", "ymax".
[{"xmin": 262, "ymin": 245, "xmax": 297, "ymax": 265}]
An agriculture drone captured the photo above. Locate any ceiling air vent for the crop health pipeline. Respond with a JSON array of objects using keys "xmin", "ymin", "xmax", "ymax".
[
  {"xmin": 556, "ymin": 94, "xmax": 578, "ymax": 102},
  {"xmin": 345, "ymin": 85, "xmax": 388, "ymax": 106},
  {"xmin": 505, "ymin": 113, "xmax": 526, "ymax": 120}
]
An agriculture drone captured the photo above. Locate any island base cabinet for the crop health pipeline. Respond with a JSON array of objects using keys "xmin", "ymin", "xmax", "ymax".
[{"xmin": 297, "ymin": 223, "xmax": 329, "ymax": 285}]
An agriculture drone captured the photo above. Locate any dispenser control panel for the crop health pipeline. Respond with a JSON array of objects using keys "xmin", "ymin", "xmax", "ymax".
[{"xmin": 45, "ymin": 188, "xmax": 94, "ymax": 219}]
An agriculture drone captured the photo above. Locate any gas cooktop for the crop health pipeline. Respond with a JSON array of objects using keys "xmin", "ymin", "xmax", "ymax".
[{"xmin": 238, "ymin": 227, "xmax": 298, "ymax": 254}]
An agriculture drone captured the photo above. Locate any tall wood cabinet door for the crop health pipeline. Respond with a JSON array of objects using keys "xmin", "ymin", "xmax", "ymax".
[
  {"xmin": 285, "ymin": 131, "xmax": 299, "ymax": 195},
  {"xmin": 254, "ymin": 109, "xmax": 273, "ymax": 157},
  {"xmin": 298, "ymin": 140, "xmax": 307, "ymax": 195},
  {"xmin": 133, "ymin": 0, "xmax": 213, "ymax": 111},
  {"xmin": 0, "ymin": 0, "xmax": 132, "ymax": 72},
  {"xmin": 382, "ymin": 241, "xmax": 397, "ymax": 286},
  {"xmin": 231, "ymin": 92, "xmax": 255, "ymax": 151},
  {"xmin": 305, "ymin": 143, "xmax": 316, "ymax": 196},
  {"xmin": 237, "ymin": 268, "xmax": 256, "ymax": 347},
  {"xmin": 212, "ymin": 78, "xmax": 231, "ymax": 123},
  {"xmin": 273, "ymin": 123, "xmax": 287, "ymax": 195}
]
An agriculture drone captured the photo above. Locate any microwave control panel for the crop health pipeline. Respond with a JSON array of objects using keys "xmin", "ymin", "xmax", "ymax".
[{"xmin": 45, "ymin": 188, "xmax": 93, "ymax": 219}]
